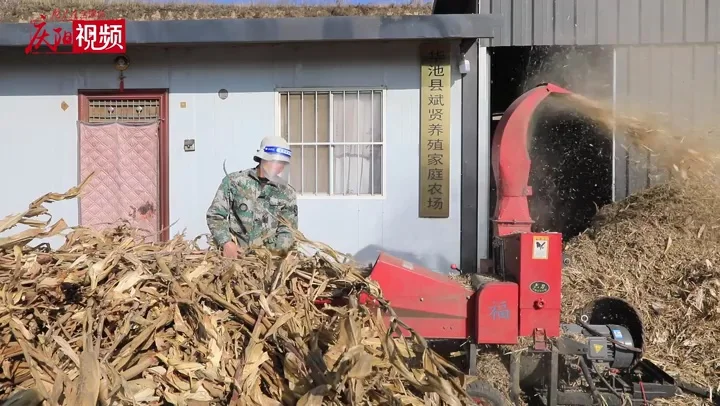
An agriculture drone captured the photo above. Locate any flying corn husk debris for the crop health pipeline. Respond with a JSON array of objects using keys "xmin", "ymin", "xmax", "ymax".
[
  {"xmin": 556, "ymin": 97, "xmax": 720, "ymax": 402},
  {"xmin": 0, "ymin": 179, "xmax": 476, "ymax": 406},
  {"xmin": 558, "ymin": 97, "xmax": 720, "ymax": 405}
]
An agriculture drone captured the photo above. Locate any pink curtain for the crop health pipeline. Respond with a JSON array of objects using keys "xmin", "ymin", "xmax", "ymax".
[{"xmin": 78, "ymin": 121, "xmax": 160, "ymax": 241}]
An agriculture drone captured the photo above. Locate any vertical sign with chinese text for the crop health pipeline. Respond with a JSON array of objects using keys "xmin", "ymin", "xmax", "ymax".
[{"xmin": 419, "ymin": 43, "xmax": 451, "ymax": 218}]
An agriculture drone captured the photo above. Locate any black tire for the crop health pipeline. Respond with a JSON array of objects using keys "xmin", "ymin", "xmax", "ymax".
[{"xmin": 466, "ymin": 380, "xmax": 509, "ymax": 406}]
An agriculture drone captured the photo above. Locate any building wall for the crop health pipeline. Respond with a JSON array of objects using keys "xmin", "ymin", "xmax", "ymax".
[
  {"xmin": 483, "ymin": 0, "xmax": 720, "ymax": 46},
  {"xmin": 0, "ymin": 41, "xmax": 467, "ymax": 272},
  {"xmin": 614, "ymin": 44, "xmax": 719, "ymax": 199}
]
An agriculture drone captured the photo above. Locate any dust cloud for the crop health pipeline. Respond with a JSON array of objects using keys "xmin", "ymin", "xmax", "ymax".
[
  {"xmin": 520, "ymin": 46, "xmax": 614, "ymax": 99},
  {"xmin": 484, "ymin": 46, "xmax": 720, "ymax": 405},
  {"xmin": 514, "ymin": 46, "xmax": 614, "ymax": 239},
  {"xmin": 517, "ymin": 46, "xmax": 720, "ymax": 239}
]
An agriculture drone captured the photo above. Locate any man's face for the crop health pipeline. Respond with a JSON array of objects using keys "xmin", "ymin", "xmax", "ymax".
[{"xmin": 260, "ymin": 159, "xmax": 288, "ymax": 182}]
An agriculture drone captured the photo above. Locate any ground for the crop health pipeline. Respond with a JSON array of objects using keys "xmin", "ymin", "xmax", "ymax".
[{"xmin": 0, "ymin": 0, "xmax": 432, "ymax": 23}]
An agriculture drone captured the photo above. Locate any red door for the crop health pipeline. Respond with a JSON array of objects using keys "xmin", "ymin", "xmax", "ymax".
[{"xmin": 78, "ymin": 91, "xmax": 169, "ymax": 241}]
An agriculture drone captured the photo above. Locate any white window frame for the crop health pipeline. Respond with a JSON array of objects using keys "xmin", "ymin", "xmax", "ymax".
[{"xmin": 275, "ymin": 87, "xmax": 387, "ymax": 200}]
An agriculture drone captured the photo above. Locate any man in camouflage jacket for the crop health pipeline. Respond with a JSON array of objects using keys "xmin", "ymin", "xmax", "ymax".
[{"xmin": 206, "ymin": 136, "xmax": 298, "ymax": 258}]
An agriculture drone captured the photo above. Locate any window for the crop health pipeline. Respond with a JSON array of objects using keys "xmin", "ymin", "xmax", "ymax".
[{"xmin": 279, "ymin": 89, "xmax": 384, "ymax": 196}]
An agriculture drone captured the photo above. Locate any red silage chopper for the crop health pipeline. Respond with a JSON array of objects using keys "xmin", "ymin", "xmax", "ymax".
[{"xmin": 324, "ymin": 84, "xmax": 699, "ymax": 406}]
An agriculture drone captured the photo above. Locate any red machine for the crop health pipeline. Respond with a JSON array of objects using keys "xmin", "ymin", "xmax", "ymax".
[
  {"xmin": 369, "ymin": 232, "xmax": 561, "ymax": 344},
  {"xmin": 319, "ymin": 84, "xmax": 711, "ymax": 406},
  {"xmin": 369, "ymin": 84, "xmax": 569, "ymax": 349}
]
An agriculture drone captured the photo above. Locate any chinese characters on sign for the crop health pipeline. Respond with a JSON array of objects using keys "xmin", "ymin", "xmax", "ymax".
[
  {"xmin": 489, "ymin": 301, "xmax": 511, "ymax": 321},
  {"xmin": 26, "ymin": 10, "xmax": 126, "ymax": 55},
  {"xmin": 419, "ymin": 43, "xmax": 451, "ymax": 218},
  {"xmin": 50, "ymin": 9, "xmax": 107, "ymax": 21}
]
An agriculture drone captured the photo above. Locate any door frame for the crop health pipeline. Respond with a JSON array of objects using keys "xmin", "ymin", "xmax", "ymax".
[{"xmin": 78, "ymin": 89, "xmax": 170, "ymax": 242}]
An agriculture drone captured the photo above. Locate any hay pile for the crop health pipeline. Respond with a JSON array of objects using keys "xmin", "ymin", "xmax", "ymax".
[
  {"xmin": 0, "ymin": 180, "xmax": 474, "ymax": 405},
  {"xmin": 562, "ymin": 179, "xmax": 720, "ymax": 386},
  {"xmin": 563, "ymin": 96, "xmax": 720, "ymax": 405},
  {"xmin": 472, "ymin": 92, "xmax": 720, "ymax": 405},
  {"xmin": 557, "ymin": 95, "xmax": 720, "ymax": 404}
]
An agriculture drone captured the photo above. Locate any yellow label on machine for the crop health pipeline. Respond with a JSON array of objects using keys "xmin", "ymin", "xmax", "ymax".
[
  {"xmin": 593, "ymin": 344, "xmax": 604, "ymax": 354},
  {"xmin": 532, "ymin": 236, "xmax": 549, "ymax": 260}
]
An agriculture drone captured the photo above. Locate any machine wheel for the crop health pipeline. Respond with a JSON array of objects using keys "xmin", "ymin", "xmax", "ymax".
[{"xmin": 466, "ymin": 380, "xmax": 509, "ymax": 406}]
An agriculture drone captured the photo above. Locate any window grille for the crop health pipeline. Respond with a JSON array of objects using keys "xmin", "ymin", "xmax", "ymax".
[
  {"xmin": 88, "ymin": 99, "xmax": 160, "ymax": 123},
  {"xmin": 279, "ymin": 90, "xmax": 384, "ymax": 196}
]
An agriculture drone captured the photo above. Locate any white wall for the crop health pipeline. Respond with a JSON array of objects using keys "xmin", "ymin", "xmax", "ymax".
[{"xmin": 0, "ymin": 41, "xmax": 466, "ymax": 272}]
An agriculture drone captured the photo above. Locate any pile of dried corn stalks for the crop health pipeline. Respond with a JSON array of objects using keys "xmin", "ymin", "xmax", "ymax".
[
  {"xmin": 553, "ymin": 94, "xmax": 720, "ymax": 405},
  {"xmin": 557, "ymin": 96, "xmax": 720, "ymax": 405},
  {"xmin": 0, "ymin": 179, "xmax": 475, "ymax": 406},
  {"xmin": 560, "ymin": 178, "xmax": 720, "ymax": 406}
]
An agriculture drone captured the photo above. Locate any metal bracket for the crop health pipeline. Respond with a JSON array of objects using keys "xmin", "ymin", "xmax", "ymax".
[
  {"xmin": 466, "ymin": 342, "xmax": 478, "ymax": 375},
  {"xmin": 555, "ymin": 337, "xmax": 588, "ymax": 356},
  {"xmin": 533, "ymin": 328, "xmax": 549, "ymax": 351},
  {"xmin": 459, "ymin": 38, "xmax": 476, "ymax": 54}
]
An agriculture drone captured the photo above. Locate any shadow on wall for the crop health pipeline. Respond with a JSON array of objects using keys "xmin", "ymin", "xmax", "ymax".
[
  {"xmin": 0, "ymin": 41, "xmax": 432, "ymax": 96},
  {"xmin": 0, "ymin": 46, "xmax": 274, "ymax": 96},
  {"xmin": 353, "ymin": 244, "xmax": 454, "ymax": 275}
]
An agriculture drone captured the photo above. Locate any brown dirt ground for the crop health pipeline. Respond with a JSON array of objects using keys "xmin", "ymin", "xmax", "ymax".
[{"xmin": 0, "ymin": 0, "xmax": 433, "ymax": 23}]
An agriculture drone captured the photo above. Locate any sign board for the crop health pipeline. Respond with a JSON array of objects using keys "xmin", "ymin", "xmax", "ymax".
[
  {"xmin": 419, "ymin": 43, "xmax": 451, "ymax": 218},
  {"xmin": 25, "ymin": 9, "xmax": 126, "ymax": 55},
  {"xmin": 532, "ymin": 235, "xmax": 550, "ymax": 260}
]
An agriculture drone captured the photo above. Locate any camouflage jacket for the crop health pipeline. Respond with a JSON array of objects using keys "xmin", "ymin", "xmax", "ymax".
[{"xmin": 206, "ymin": 167, "xmax": 298, "ymax": 252}]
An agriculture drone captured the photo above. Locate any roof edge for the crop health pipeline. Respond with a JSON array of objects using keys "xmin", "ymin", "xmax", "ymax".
[{"xmin": 0, "ymin": 14, "xmax": 502, "ymax": 48}]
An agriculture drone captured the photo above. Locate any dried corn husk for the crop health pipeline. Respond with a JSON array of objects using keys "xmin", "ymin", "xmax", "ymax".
[{"xmin": 0, "ymin": 180, "xmax": 475, "ymax": 405}]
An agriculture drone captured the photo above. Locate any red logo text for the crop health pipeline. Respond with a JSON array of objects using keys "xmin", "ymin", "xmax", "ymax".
[
  {"xmin": 49, "ymin": 9, "xmax": 106, "ymax": 21},
  {"xmin": 26, "ymin": 13, "xmax": 125, "ymax": 55}
]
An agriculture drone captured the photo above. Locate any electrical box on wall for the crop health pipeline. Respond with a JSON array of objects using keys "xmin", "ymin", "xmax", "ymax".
[{"xmin": 184, "ymin": 139, "xmax": 195, "ymax": 152}]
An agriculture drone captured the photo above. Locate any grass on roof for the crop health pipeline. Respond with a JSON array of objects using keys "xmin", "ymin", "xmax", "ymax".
[{"xmin": 0, "ymin": 0, "xmax": 434, "ymax": 23}]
